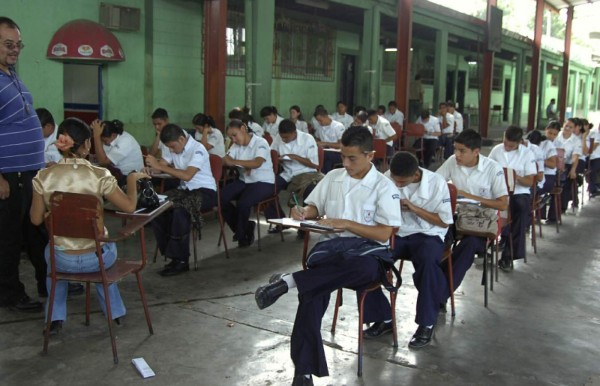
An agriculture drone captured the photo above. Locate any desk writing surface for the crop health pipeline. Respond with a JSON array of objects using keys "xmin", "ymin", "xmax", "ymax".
[{"xmin": 268, "ymin": 218, "xmax": 343, "ymax": 233}]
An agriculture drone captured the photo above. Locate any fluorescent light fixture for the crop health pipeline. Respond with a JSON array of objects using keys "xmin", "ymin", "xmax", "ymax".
[
  {"xmin": 410, "ymin": 47, "xmax": 413, "ymax": 51},
  {"xmin": 295, "ymin": 0, "xmax": 329, "ymax": 10},
  {"xmin": 468, "ymin": 61, "xmax": 477, "ymax": 65},
  {"xmin": 385, "ymin": 48, "xmax": 397, "ymax": 52}
]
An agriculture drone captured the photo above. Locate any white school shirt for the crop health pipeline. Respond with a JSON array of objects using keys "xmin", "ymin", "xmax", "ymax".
[
  {"xmin": 270, "ymin": 131, "xmax": 319, "ymax": 182},
  {"xmin": 554, "ymin": 132, "xmax": 582, "ymax": 163},
  {"xmin": 522, "ymin": 141, "xmax": 545, "ymax": 188},
  {"xmin": 294, "ymin": 120, "xmax": 309, "ymax": 133},
  {"xmin": 316, "ymin": 119, "xmax": 345, "ymax": 143},
  {"xmin": 385, "ymin": 168, "xmax": 453, "ymax": 241},
  {"xmin": 453, "ymin": 111, "xmax": 464, "ymax": 134},
  {"xmin": 436, "ymin": 155, "xmax": 508, "ymax": 200},
  {"xmin": 384, "ymin": 110, "xmax": 404, "ymax": 127},
  {"xmin": 439, "ymin": 112, "xmax": 455, "ymax": 135},
  {"xmin": 305, "ymin": 165, "xmax": 402, "ymax": 244},
  {"xmin": 538, "ymin": 139, "xmax": 557, "ymax": 176},
  {"xmin": 371, "ymin": 116, "xmax": 396, "ymax": 146},
  {"xmin": 416, "ymin": 116, "xmax": 441, "ymax": 140},
  {"xmin": 488, "ymin": 144, "xmax": 537, "ymax": 195},
  {"xmin": 574, "ymin": 133, "xmax": 587, "ymax": 163},
  {"xmin": 332, "ymin": 112, "xmax": 354, "ymax": 129},
  {"xmin": 263, "ymin": 115, "xmax": 283, "ymax": 137},
  {"xmin": 226, "ymin": 134, "xmax": 274, "ymax": 184},
  {"xmin": 249, "ymin": 122, "xmax": 264, "ymax": 137},
  {"xmin": 194, "ymin": 127, "xmax": 226, "ymax": 158},
  {"xmin": 103, "ymin": 131, "xmax": 144, "ymax": 175},
  {"xmin": 43, "ymin": 124, "xmax": 62, "ymax": 164},
  {"xmin": 162, "ymin": 136, "xmax": 216, "ymax": 191}
]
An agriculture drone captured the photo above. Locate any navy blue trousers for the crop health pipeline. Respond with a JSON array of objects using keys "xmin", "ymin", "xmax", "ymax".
[
  {"xmin": 444, "ymin": 235, "xmax": 487, "ymax": 300},
  {"xmin": 152, "ymin": 189, "xmax": 216, "ymax": 263},
  {"xmin": 363, "ymin": 234, "xmax": 446, "ymax": 327},
  {"xmin": 416, "ymin": 138, "xmax": 438, "ymax": 168},
  {"xmin": 561, "ymin": 162, "xmax": 585, "ymax": 210},
  {"xmin": 440, "ymin": 134, "xmax": 455, "ymax": 160},
  {"xmin": 538, "ymin": 174, "xmax": 556, "ymax": 220},
  {"xmin": 290, "ymin": 244, "xmax": 387, "ymax": 377},
  {"xmin": 589, "ymin": 158, "xmax": 600, "ymax": 194},
  {"xmin": 220, "ymin": 180, "xmax": 274, "ymax": 243},
  {"xmin": 501, "ymin": 194, "xmax": 529, "ymax": 261},
  {"xmin": 322, "ymin": 151, "xmax": 342, "ymax": 174}
]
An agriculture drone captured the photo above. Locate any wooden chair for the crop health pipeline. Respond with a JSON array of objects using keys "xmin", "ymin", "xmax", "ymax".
[
  {"xmin": 390, "ymin": 121, "xmax": 403, "ymax": 151},
  {"xmin": 255, "ymin": 149, "xmax": 284, "ymax": 251},
  {"xmin": 551, "ymin": 148, "xmax": 565, "ymax": 233},
  {"xmin": 401, "ymin": 123, "xmax": 426, "ymax": 165},
  {"xmin": 529, "ymin": 165, "xmax": 543, "ymax": 254},
  {"xmin": 154, "ymin": 154, "xmax": 230, "ymax": 268},
  {"xmin": 581, "ymin": 137, "xmax": 595, "ymax": 208},
  {"xmin": 43, "ymin": 192, "xmax": 155, "ymax": 364},
  {"xmin": 372, "ymin": 138, "xmax": 389, "ymax": 172},
  {"xmin": 328, "ymin": 229, "xmax": 399, "ymax": 377},
  {"xmin": 398, "ymin": 183, "xmax": 458, "ymax": 316},
  {"xmin": 263, "ymin": 132, "xmax": 273, "ymax": 146},
  {"xmin": 195, "ymin": 154, "xmax": 230, "ymax": 263}
]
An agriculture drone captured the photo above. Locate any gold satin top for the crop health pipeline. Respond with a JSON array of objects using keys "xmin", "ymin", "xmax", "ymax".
[{"xmin": 32, "ymin": 158, "xmax": 119, "ymax": 251}]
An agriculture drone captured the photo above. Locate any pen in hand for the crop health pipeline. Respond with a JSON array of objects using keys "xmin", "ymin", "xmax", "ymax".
[{"xmin": 292, "ymin": 192, "xmax": 305, "ymax": 221}]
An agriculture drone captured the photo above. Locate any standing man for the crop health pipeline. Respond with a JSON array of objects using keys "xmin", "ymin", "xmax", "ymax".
[
  {"xmin": 254, "ymin": 127, "xmax": 401, "ymax": 385},
  {"xmin": 0, "ymin": 17, "xmax": 45, "ymax": 311},
  {"xmin": 546, "ymin": 98, "xmax": 558, "ymax": 121},
  {"xmin": 409, "ymin": 74, "xmax": 425, "ymax": 122}
]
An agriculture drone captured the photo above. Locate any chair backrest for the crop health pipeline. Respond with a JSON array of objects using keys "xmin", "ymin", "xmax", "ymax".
[
  {"xmin": 404, "ymin": 123, "xmax": 425, "ymax": 137},
  {"xmin": 447, "ymin": 183, "xmax": 458, "ymax": 213},
  {"xmin": 317, "ymin": 146, "xmax": 324, "ymax": 173},
  {"xmin": 264, "ymin": 133, "xmax": 273, "ymax": 146},
  {"xmin": 209, "ymin": 154, "xmax": 223, "ymax": 182},
  {"xmin": 372, "ymin": 139, "xmax": 387, "ymax": 161},
  {"xmin": 502, "ymin": 167, "xmax": 516, "ymax": 194},
  {"xmin": 556, "ymin": 148, "xmax": 566, "ymax": 171},
  {"xmin": 390, "ymin": 122, "xmax": 403, "ymax": 150},
  {"xmin": 48, "ymin": 192, "xmax": 102, "ymax": 240}
]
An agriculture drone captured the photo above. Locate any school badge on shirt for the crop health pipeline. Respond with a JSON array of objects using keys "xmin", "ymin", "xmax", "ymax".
[{"xmin": 363, "ymin": 208, "xmax": 375, "ymax": 223}]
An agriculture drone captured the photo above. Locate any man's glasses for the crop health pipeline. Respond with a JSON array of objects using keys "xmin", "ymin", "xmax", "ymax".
[{"xmin": 2, "ymin": 41, "xmax": 25, "ymax": 50}]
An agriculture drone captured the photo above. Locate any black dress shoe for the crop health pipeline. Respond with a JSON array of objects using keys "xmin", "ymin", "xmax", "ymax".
[
  {"xmin": 159, "ymin": 261, "xmax": 190, "ymax": 276},
  {"xmin": 409, "ymin": 325, "xmax": 434, "ymax": 349},
  {"xmin": 498, "ymin": 259, "xmax": 512, "ymax": 272},
  {"xmin": 296, "ymin": 229, "xmax": 306, "ymax": 240},
  {"xmin": 363, "ymin": 321, "xmax": 393, "ymax": 339},
  {"xmin": 42, "ymin": 320, "xmax": 63, "ymax": 336},
  {"xmin": 13, "ymin": 295, "xmax": 43, "ymax": 312},
  {"xmin": 291, "ymin": 375, "xmax": 313, "ymax": 386},
  {"xmin": 268, "ymin": 272, "xmax": 289, "ymax": 284},
  {"xmin": 255, "ymin": 279, "xmax": 288, "ymax": 309},
  {"xmin": 68, "ymin": 283, "xmax": 85, "ymax": 296},
  {"xmin": 439, "ymin": 301, "xmax": 447, "ymax": 314}
]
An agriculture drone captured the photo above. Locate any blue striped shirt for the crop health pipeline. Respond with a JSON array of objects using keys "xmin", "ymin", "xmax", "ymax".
[{"xmin": 0, "ymin": 68, "xmax": 44, "ymax": 173}]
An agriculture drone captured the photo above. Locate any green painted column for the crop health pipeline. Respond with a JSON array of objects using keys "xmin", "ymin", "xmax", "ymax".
[
  {"xmin": 144, "ymin": 0, "xmax": 154, "ymax": 133},
  {"xmin": 593, "ymin": 68, "xmax": 600, "ymax": 111},
  {"xmin": 572, "ymin": 71, "xmax": 580, "ymax": 117},
  {"xmin": 245, "ymin": 0, "xmax": 274, "ymax": 116},
  {"xmin": 433, "ymin": 28, "xmax": 448, "ymax": 108},
  {"xmin": 583, "ymin": 72, "xmax": 592, "ymax": 117},
  {"xmin": 359, "ymin": 5, "xmax": 381, "ymax": 108},
  {"xmin": 513, "ymin": 51, "xmax": 524, "ymax": 126}
]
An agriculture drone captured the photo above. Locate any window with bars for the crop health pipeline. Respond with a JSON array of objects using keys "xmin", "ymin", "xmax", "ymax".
[
  {"xmin": 273, "ymin": 17, "xmax": 335, "ymax": 81},
  {"xmin": 226, "ymin": 10, "xmax": 245, "ymax": 76}
]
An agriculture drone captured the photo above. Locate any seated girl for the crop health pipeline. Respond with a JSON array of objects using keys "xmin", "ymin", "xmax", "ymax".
[
  {"xmin": 192, "ymin": 113, "xmax": 226, "ymax": 158},
  {"xmin": 91, "ymin": 118, "xmax": 144, "ymax": 184},
  {"xmin": 30, "ymin": 117, "xmax": 149, "ymax": 335}
]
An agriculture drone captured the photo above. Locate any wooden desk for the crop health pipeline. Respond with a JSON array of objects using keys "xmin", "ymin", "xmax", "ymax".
[{"xmin": 268, "ymin": 218, "xmax": 343, "ymax": 269}]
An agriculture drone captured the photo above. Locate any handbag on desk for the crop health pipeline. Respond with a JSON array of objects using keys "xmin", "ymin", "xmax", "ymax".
[
  {"xmin": 137, "ymin": 179, "xmax": 160, "ymax": 210},
  {"xmin": 455, "ymin": 203, "xmax": 498, "ymax": 235}
]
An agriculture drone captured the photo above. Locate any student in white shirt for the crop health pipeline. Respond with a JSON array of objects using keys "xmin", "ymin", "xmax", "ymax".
[
  {"xmin": 260, "ymin": 106, "xmax": 283, "ymax": 138},
  {"xmin": 554, "ymin": 118, "xmax": 582, "ymax": 213},
  {"xmin": 436, "ymin": 130, "xmax": 508, "ymax": 299},
  {"xmin": 254, "ymin": 127, "xmax": 402, "ymax": 384},
  {"xmin": 331, "ymin": 101, "xmax": 354, "ymax": 129},
  {"xmin": 538, "ymin": 123, "xmax": 560, "ymax": 221},
  {"xmin": 144, "ymin": 124, "xmax": 217, "ymax": 276},
  {"xmin": 384, "ymin": 100, "xmax": 405, "ymax": 128},
  {"xmin": 352, "ymin": 110, "xmax": 374, "ymax": 135},
  {"xmin": 192, "ymin": 113, "xmax": 226, "ymax": 158},
  {"xmin": 363, "ymin": 152, "xmax": 453, "ymax": 349},
  {"xmin": 488, "ymin": 126, "xmax": 537, "ymax": 270},
  {"xmin": 583, "ymin": 119, "xmax": 600, "ymax": 196},
  {"xmin": 228, "ymin": 108, "xmax": 263, "ymax": 138},
  {"xmin": 149, "ymin": 107, "xmax": 170, "ymax": 158},
  {"xmin": 266, "ymin": 119, "xmax": 323, "ymax": 233},
  {"xmin": 447, "ymin": 101, "xmax": 463, "ymax": 134},
  {"xmin": 35, "ymin": 108, "xmax": 62, "ymax": 166},
  {"xmin": 438, "ymin": 102, "xmax": 456, "ymax": 161},
  {"xmin": 314, "ymin": 108, "xmax": 346, "ymax": 173},
  {"xmin": 416, "ymin": 110, "xmax": 441, "ymax": 168},
  {"xmin": 91, "ymin": 118, "xmax": 144, "ymax": 184},
  {"xmin": 221, "ymin": 119, "xmax": 275, "ymax": 248},
  {"xmin": 367, "ymin": 109, "xmax": 398, "ymax": 156},
  {"xmin": 289, "ymin": 105, "xmax": 308, "ymax": 133}
]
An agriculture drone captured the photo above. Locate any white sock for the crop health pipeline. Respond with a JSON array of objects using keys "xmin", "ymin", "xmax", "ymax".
[
  {"xmin": 384, "ymin": 319, "xmax": 392, "ymax": 323},
  {"xmin": 282, "ymin": 273, "xmax": 296, "ymax": 289},
  {"xmin": 304, "ymin": 374, "xmax": 311, "ymax": 379},
  {"xmin": 425, "ymin": 325, "xmax": 433, "ymax": 329}
]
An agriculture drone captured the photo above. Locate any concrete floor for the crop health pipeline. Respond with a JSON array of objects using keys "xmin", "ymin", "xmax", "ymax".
[{"xmin": 3, "ymin": 162, "xmax": 600, "ymax": 386}]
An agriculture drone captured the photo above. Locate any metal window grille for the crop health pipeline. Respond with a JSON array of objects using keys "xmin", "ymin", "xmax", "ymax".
[
  {"xmin": 202, "ymin": 9, "xmax": 245, "ymax": 76},
  {"xmin": 273, "ymin": 16, "xmax": 335, "ymax": 81}
]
